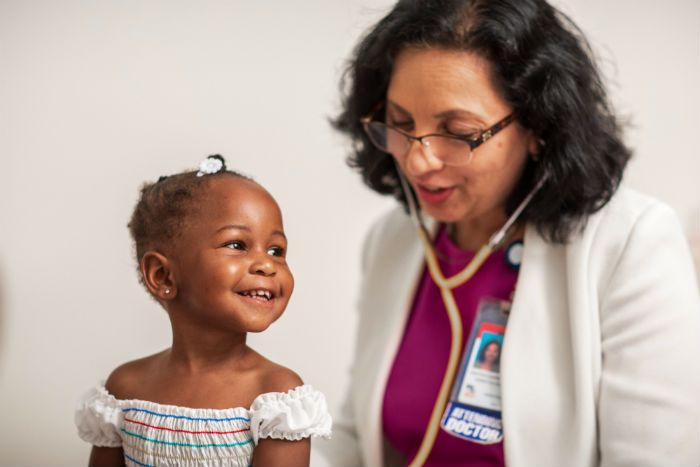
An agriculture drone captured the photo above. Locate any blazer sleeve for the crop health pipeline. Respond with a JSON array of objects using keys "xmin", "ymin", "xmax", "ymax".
[{"xmin": 597, "ymin": 201, "xmax": 700, "ymax": 466}]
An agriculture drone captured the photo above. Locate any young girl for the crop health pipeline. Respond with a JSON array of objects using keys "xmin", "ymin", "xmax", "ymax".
[{"xmin": 75, "ymin": 155, "xmax": 332, "ymax": 467}]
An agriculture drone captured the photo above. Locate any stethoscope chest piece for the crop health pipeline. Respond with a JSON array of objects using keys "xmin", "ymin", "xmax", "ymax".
[{"xmin": 505, "ymin": 240, "xmax": 524, "ymax": 269}]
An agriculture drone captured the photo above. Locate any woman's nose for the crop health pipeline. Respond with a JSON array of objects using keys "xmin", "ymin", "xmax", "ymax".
[{"xmin": 403, "ymin": 139, "xmax": 444, "ymax": 176}]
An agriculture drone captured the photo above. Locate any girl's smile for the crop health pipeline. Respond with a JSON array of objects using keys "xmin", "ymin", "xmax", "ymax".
[{"xmin": 237, "ymin": 288, "xmax": 275, "ymax": 302}]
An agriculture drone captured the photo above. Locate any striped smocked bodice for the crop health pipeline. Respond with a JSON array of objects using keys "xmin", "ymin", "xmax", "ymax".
[{"xmin": 76, "ymin": 384, "xmax": 332, "ymax": 467}]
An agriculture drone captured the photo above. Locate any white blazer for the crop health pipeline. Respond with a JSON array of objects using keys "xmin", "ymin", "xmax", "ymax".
[{"xmin": 318, "ymin": 188, "xmax": 700, "ymax": 466}]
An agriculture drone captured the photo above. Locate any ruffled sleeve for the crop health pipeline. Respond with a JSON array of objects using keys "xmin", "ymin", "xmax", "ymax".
[
  {"xmin": 74, "ymin": 385, "xmax": 123, "ymax": 447},
  {"xmin": 249, "ymin": 385, "xmax": 332, "ymax": 444}
]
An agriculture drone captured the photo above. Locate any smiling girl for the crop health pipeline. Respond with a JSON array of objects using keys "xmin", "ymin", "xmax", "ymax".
[{"xmin": 75, "ymin": 155, "xmax": 331, "ymax": 467}]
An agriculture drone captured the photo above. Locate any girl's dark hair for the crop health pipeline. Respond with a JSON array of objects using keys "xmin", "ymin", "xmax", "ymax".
[
  {"xmin": 334, "ymin": 0, "xmax": 631, "ymax": 242},
  {"xmin": 128, "ymin": 156, "xmax": 251, "ymax": 280}
]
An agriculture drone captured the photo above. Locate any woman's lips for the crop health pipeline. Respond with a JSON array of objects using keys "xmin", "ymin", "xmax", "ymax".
[{"xmin": 415, "ymin": 184, "xmax": 454, "ymax": 204}]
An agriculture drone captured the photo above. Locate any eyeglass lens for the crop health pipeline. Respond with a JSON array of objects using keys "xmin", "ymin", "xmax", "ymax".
[{"xmin": 364, "ymin": 122, "xmax": 473, "ymax": 166}]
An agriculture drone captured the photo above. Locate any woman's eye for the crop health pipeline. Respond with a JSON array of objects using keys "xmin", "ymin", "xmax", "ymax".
[
  {"xmin": 446, "ymin": 127, "xmax": 479, "ymax": 139},
  {"xmin": 267, "ymin": 246, "xmax": 285, "ymax": 257},
  {"xmin": 445, "ymin": 122, "xmax": 480, "ymax": 138},
  {"xmin": 225, "ymin": 241, "xmax": 246, "ymax": 250},
  {"xmin": 392, "ymin": 122, "xmax": 413, "ymax": 131},
  {"xmin": 388, "ymin": 118, "xmax": 413, "ymax": 131}
]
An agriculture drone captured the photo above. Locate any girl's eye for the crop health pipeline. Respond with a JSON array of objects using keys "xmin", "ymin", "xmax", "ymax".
[
  {"xmin": 267, "ymin": 246, "xmax": 285, "ymax": 257},
  {"xmin": 225, "ymin": 241, "xmax": 246, "ymax": 250}
]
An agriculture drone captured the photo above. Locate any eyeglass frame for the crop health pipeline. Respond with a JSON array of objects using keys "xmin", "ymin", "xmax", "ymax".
[{"xmin": 360, "ymin": 109, "xmax": 517, "ymax": 164}]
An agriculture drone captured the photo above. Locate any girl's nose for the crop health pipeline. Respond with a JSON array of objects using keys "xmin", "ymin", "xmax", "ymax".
[{"xmin": 250, "ymin": 253, "xmax": 275, "ymax": 276}]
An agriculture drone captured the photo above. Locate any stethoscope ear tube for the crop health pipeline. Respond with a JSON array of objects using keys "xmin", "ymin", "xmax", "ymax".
[
  {"xmin": 395, "ymin": 160, "xmax": 426, "ymax": 233},
  {"xmin": 488, "ymin": 171, "xmax": 549, "ymax": 249}
]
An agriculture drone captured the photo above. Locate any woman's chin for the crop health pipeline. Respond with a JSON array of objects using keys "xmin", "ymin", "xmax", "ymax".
[{"xmin": 418, "ymin": 200, "xmax": 468, "ymax": 224}]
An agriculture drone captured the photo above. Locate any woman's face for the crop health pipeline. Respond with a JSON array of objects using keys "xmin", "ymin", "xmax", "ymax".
[
  {"xmin": 484, "ymin": 342, "xmax": 500, "ymax": 364},
  {"xmin": 386, "ymin": 47, "xmax": 538, "ymax": 230}
]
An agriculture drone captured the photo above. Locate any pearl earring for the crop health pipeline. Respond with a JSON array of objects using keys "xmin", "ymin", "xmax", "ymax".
[{"xmin": 164, "ymin": 289, "xmax": 171, "ymax": 295}]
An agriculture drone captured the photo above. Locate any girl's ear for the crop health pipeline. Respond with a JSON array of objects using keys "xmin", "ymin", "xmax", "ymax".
[{"xmin": 141, "ymin": 251, "xmax": 176, "ymax": 300}]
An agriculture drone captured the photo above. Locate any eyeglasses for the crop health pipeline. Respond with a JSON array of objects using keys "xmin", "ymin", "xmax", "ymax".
[{"xmin": 360, "ymin": 111, "xmax": 516, "ymax": 166}]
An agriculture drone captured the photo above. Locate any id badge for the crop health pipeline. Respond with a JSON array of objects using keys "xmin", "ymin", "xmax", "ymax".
[{"xmin": 440, "ymin": 297, "xmax": 509, "ymax": 444}]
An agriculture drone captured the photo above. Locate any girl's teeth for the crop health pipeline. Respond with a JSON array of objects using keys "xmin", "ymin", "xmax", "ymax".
[{"xmin": 241, "ymin": 290, "xmax": 272, "ymax": 300}]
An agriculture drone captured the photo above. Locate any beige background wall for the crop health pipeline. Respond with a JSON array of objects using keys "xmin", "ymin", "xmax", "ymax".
[{"xmin": 0, "ymin": 0, "xmax": 697, "ymax": 464}]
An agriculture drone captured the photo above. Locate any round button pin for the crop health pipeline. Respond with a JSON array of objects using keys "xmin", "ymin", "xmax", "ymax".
[{"xmin": 505, "ymin": 240, "xmax": 523, "ymax": 269}]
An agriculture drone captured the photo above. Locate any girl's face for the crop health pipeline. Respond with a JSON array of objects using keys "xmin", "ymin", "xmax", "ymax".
[
  {"xmin": 386, "ymin": 47, "xmax": 538, "ymax": 232},
  {"xmin": 169, "ymin": 177, "xmax": 293, "ymax": 334}
]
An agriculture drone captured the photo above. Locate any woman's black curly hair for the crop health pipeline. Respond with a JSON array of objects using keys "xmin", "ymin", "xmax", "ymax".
[{"xmin": 334, "ymin": 0, "xmax": 631, "ymax": 242}]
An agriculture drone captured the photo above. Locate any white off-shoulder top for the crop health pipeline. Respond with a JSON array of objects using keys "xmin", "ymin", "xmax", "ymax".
[{"xmin": 75, "ymin": 384, "xmax": 332, "ymax": 467}]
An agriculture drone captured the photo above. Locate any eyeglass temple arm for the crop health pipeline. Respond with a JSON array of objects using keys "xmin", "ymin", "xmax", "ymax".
[{"xmin": 478, "ymin": 113, "xmax": 517, "ymax": 145}]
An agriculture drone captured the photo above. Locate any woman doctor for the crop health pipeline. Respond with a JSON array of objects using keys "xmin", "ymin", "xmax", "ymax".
[{"xmin": 321, "ymin": 0, "xmax": 700, "ymax": 466}]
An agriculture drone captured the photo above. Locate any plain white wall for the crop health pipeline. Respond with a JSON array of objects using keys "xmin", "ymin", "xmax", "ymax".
[{"xmin": 0, "ymin": 1, "xmax": 697, "ymax": 465}]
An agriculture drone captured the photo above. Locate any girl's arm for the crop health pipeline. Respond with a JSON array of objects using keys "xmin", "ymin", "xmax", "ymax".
[
  {"xmin": 252, "ymin": 438, "xmax": 310, "ymax": 467},
  {"xmin": 88, "ymin": 446, "xmax": 125, "ymax": 467}
]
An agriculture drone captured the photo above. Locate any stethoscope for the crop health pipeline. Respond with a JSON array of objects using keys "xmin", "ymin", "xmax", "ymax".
[{"xmin": 395, "ymin": 162, "xmax": 547, "ymax": 466}]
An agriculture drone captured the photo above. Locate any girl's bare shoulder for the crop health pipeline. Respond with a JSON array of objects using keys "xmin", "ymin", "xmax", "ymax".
[
  {"xmin": 248, "ymin": 350, "xmax": 304, "ymax": 395},
  {"xmin": 104, "ymin": 350, "xmax": 167, "ymax": 400}
]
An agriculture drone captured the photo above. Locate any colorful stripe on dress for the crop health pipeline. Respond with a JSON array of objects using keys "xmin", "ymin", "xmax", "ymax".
[
  {"xmin": 122, "ymin": 407, "xmax": 250, "ymax": 422},
  {"xmin": 121, "ymin": 428, "xmax": 254, "ymax": 448},
  {"xmin": 122, "ymin": 440, "xmax": 252, "ymax": 464},
  {"xmin": 124, "ymin": 417, "xmax": 251, "ymax": 435},
  {"xmin": 124, "ymin": 453, "xmax": 154, "ymax": 467}
]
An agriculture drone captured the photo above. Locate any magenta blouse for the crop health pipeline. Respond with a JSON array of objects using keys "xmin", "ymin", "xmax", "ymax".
[{"xmin": 382, "ymin": 226, "xmax": 519, "ymax": 466}]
